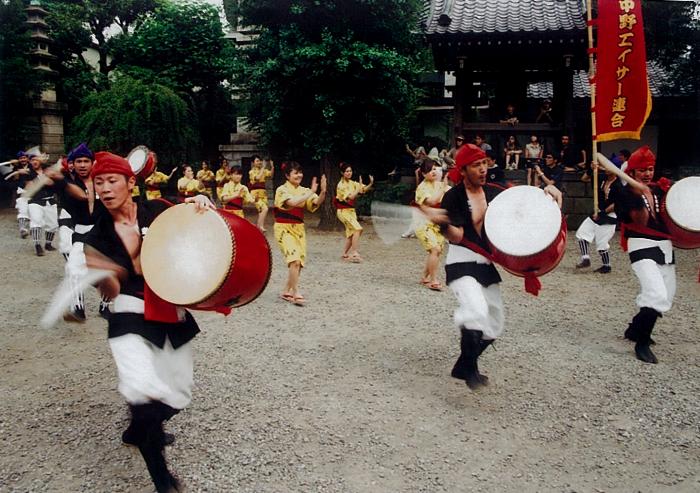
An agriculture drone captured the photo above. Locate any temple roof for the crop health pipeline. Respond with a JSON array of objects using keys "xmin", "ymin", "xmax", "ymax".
[
  {"xmin": 527, "ymin": 62, "xmax": 683, "ymax": 99},
  {"xmin": 422, "ymin": 0, "xmax": 587, "ymax": 35}
]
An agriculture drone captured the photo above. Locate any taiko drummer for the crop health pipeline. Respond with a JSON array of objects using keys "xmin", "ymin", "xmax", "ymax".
[
  {"xmin": 273, "ymin": 161, "xmax": 327, "ymax": 306},
  {"xmin": 81, "ymin": 151, "xmax": 214, "ymax": 492},
  {"xmin": 423, "ymin": 144, "xmax": 562, "ymax": 390}
]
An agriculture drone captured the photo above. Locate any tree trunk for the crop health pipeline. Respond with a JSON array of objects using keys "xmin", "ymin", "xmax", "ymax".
[{"xmin": 316, "ymin": 153, "xmax": 343, "ymax": 231}]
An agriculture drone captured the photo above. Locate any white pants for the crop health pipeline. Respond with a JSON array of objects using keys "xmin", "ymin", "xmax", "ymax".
[
  {"xmin": 109, "ymin": 334, "xmax": 193, "ymax": 410},
  {"xmin": 58, "ymin": 209, "xmax": 73, "ymax": 255},
  {"xmin": 15, "ymin": 192, "xmax": 28, "ymax": 220},
  {"xmin": 28, "ymin": 202, "xmax": 58, "ymax": 231},
  {"xmin": 575, "ymin": 216, "xmax": 616, "ymax": 251},
  {"xmin": 450, "ymin": 276, "xmax": 505, "ymax": 340},
  {"xmin": 628, "ymin": 238, "xmax": 676, "ymax": 313}
]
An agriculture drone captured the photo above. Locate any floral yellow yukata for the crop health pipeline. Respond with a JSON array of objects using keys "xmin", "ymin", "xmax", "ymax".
[
  {"xmin": 144, "ymin": 170, "xmax": 170, "ymax": 200},
  {"xmin": 177, "ymin": 178, "xmax": 205, "ymax": 201},
  {"xmin": 414, "ymin": 180, "xmax": 447, "ymax": 252},
  {"xmin": 273, "ymin": 181, "xmax": 319, "ymax": 267},
  {"xmin": 335, "ymin": 178, "xmax": 365, "ymax": 238},
  {"xmin": 249, "ymin": 167, "xmax": 272, "ymax": 212},
  {"xmin": 215, "ymin": 168, "xmax": 233, "ymax": 201},
  {"xmin": 221, "ymin": 181, "xmax": 255, "ymax": 218}
]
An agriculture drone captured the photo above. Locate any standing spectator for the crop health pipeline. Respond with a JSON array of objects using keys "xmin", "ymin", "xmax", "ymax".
[
  {"xmin": 535, "ymin": 99, "xmax": 554, "ymax": 124},
  {"xmin": 503, "ymin": 135, "xmax": 522, "ymax": 170},
  {"xmin": 524, "ymin": 135, "xmax": 544, "ymax": 185}
]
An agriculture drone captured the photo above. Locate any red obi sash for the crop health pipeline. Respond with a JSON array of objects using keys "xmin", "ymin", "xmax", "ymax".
[
  {"xmin": 249, "ymin": 182, "xmax": 266, "ymax": 191},
  {"xmin": 146, "ymin": 184, "xmax": 160, "ymax": 191},
  {"xmin": 333, "ymin": 197, "xmax": 355, "ymax": 209},
  {"xmin": 274, "ymin": 207, "xmax": 304, "ymax": 224},
  {"xmin": 224, "ymin": 197, "xmax": 243, "ymax": 210}
]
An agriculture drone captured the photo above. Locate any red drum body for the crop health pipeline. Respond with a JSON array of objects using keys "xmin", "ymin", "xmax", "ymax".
[
  {"xmin": 484, "ymin": 186, "xmax": 567, "ymax": 277},
  {"xmin": 127, "ymin": 145, "xmax": 156, "ymax": 180},
  {"xmin": 661, "ymin": 176, "xmax": 700, "ymax": 249},
  {"xmin": 141, "ymin": 204, "xmax": 272, "ymax": 309}
]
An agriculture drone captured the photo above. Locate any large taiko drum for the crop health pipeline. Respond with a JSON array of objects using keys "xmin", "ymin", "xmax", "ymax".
[
  {"xmin": 660, "ymin": 176, "xmax": 700, "ymax": 249},
  {"xmin": 141, "ymin": 204, "xmax": 272, "ymax": 309},
  {"xmin": 126, "ymin": 145, "xmax": 156, "ymax": 180},
  {"xmin": 484, "ymin": 186, "xmax": 567, "ymax": 277}
]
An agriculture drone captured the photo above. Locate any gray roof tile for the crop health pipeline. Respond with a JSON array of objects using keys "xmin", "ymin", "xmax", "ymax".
[{"xmin": 423, "ymin": 0, "xmax": 586, "ymax": 35}]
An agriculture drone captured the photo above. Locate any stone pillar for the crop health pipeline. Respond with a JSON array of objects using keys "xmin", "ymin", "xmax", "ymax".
[{"xmin": 25, "ymin": 1, "xmax": 66, "ymax": 159}]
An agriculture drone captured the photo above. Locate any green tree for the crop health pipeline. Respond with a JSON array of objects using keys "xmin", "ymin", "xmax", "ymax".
[
  {"xmin": 233, "ymin": 0, "xmax": 426, "ymax": 228},
  {"xmin": 114, "ymin": 0, "xmax": 236, "ymax": 162},
  {"xmin": 69, "ymin": 74, "xmax": 197, "ymax": 167},
  {"xmin": 0, "ymin": 0, "xmax": 46, "ymax": 156}
]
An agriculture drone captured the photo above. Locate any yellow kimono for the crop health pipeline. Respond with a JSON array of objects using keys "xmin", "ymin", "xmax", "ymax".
[
  {"xmin": 335, "ymin": 178, "xmax": 365, "ymax": 237},
  {"xmin": 220, "ymin": 181, "xmax": 254, "ymax": 218},
  {"xmin": 215, "ymin": 168, "xmax": 233, "ymax": 201},
  {"xmin": 273, "ymin": 181, "xmax": 319, "ymax": 266},
  {"xmin": 144, "ymin": 170, "xmax": 170, "ymax": 200},
  {"xmin": 414, "ymin": 180, "xmax": 447, "ymax": 252},
  {"xmin": 196, "ymin": 169, "xmax": 216, "ymax": 196},
  {"xmin": 177, "ymin": 177, "xmax": 205, "ymax": 200},
  {"xmin": 249, "ymin": 166, "xmax": 272, "ymax": 212}
]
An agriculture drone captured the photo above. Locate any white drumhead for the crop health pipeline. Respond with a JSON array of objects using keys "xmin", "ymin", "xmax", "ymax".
[
  {"xmin": 127, "ymin": 146, "xmax": 148, "ymax": 174},
  {"xmin": 485, "ymin": 186, "xmax": 562, "ymax": 256},
  {"xmin": 665, "ymin": 176, "xmax": 700, "ymax": 232},
  {"xmin": 141, "ymin": 204, "xmax": 233, "ymax": 305}
]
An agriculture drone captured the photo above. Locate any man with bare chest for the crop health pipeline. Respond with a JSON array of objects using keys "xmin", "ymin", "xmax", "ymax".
[
  {"xmin": 81, "ymin": 151, "xmax": 212, "ymax": 492},
  {"xmin": 427, "ymin": 144, "xmax": 561, "ymax": 390}
]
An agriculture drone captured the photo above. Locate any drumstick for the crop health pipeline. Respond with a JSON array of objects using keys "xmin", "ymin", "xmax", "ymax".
[
  {"xmin": 594, "ymin": 152, "xmax": 647, "ymax": 193},
  {"xmin": 21, "ymin": 157, "xmax": 62, "ymax": 201},
  {"xmin": 0, "ymin": 159, "xmax": 19, "ymax": 166},
  {"xmin": 40, "ymin": 269, "xmax": 113, "ymax": 329},
  {"xmin": 370, "ymin": 200, "xmax": 428, "ymax": 245}
]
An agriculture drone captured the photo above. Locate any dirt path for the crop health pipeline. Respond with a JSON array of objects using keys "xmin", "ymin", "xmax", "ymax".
[{"xmin": 1, "ymin": 208, "xmax": 699, "ymax": 492}]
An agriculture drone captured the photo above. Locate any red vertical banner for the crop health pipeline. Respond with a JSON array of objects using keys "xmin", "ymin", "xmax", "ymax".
[{"xmin": 594, "ymin": 0, "xmax": 651, "ymax": 141}]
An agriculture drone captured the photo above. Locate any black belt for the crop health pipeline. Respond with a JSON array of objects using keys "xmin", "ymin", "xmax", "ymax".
[
  {"xmin": 629, "ymin": 247, "xmax": 674, "ymax": 265},
  {"xmin": 445, "ymin": 261, "xmax": 502, "ymax": 287}
]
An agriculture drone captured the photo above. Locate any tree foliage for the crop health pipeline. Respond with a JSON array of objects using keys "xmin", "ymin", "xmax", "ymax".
[
  {"xmin": 0, "ymin": 0, "xmax": 46, "ymax": 156},
  {"xmin": 234, "ymin": 0, "xmax": 427, "ymax": 227},
  {"xmin": 70, "ymin": 74, "xmax": 197, "ymax": 167},
  {"xmin": 113, "ymin": 0, "xmax": 236, "ymax": 163}
]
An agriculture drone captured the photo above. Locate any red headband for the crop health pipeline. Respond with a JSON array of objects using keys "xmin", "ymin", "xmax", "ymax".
[
  {"xmin": 626, "ymin": 145, "xmax": 656, "ymax": 172},
  {"xmin": 91, "ymin": 151, "xmax": 134, "ymax": 178},
  {"xmin": 447, "ymin": 144, "xmax": 486, "ymax": 183}
]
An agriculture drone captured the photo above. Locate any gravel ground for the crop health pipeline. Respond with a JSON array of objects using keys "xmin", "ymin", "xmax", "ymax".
[{"xmin": 1, "ymin": 207, "xmax": 699, "ymax": 493}]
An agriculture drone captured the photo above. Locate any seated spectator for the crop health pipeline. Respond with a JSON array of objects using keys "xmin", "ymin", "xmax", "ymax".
[
  {"xmin": 535, "ymin": 153, "xmax": 564, "ymax": 188},
  {"xmin": 485, "ymin": 149, "xmax": 505, "ymax": 186},
  {"xmin": 503, "ymin": 135, "xmax": 522, "ymax": 170},
  {"xmin": 536, "ymin": 99, "xmax": 554, "ymax": 124},
  {"xmin": 499, "ymin": 104, "xmax": 519, "ymax": 125},
  {"xmin": 474, "ymin": 134, "xmax": 492, "ymax": 152},
  {"xmin": 442, "ymin": 135, "xmax": 465, "ymax": 168},
  {"xmin": 524, "ymin": 135, "xmax": 544, "ymax": 184},
  {"xmin": 559, "ymin": 135, "xmax": 587, "ymax": 172}
]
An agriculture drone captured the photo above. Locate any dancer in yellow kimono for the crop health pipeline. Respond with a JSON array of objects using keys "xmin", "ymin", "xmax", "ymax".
[
  {"xmin": 215, "ymin": 159, "xmax": 233, "ymax": 204},
  {"xmin": 249, "ymin": 155, "xmax": 274, "ymax": 232},
  {"xmin": 177, "ymin": 165, "xmax": 206, "ymax": 201},
  {"xmin": 196, "ymin": 161, "xmax": 216, "ymax": 198},
  {"xmin": 220, "ymin": 165, "xmax": 255, "ymax": 218},
  {"xmin": 414, "ymin": 158, "xmax": 449, "ymax": 291},
  {"xmin": 335, "ymin": 162, "xmax": 373, "ymax": 262},
  {"xmin": 273, "ymin": 161, "xmax": 327, "ymax": 306},
  {"xmin": 144, "ymin": 157, "xmax": 176, "ymax": 200}
]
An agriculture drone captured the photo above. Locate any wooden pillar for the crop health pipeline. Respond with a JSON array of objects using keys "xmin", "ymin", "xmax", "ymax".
[{"xmin": 452, "ymin": 56, "xmax": 468, "ymax": 137}]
